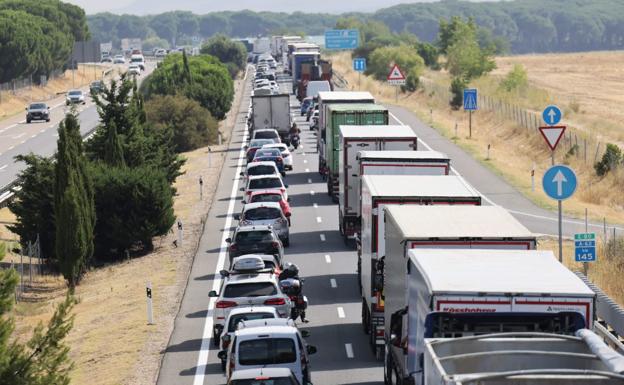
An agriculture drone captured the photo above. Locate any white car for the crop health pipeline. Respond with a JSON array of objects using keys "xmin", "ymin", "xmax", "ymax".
[
  {"xmin": 236, "ymin": 202, "xmax": 289, "ymax": 245},
  {"xmin": 262, "ymin": 143, "xmax": 293, "ymax": 171},
  {"xmin": 220, "ymin": 318, "xmax": 317, "ymax": 385},
  {"xmin": 130, "ymin": 54, "xmax": 145, "ymax": 70},
  {"xmin": 219, "ymin": 306, "xmax": 279, "ymax": 368},
  {"xmin": 113, "ymin": 54, "xmax": 125, "ymax": 64},
  {"xmin": 127, "ymin": 64, "xmax": 141, "ymax": 76},
  {"xmin": 251, "ymin": 129, "xmax": 281, "ymax": 143},
  {"xmin": 154, "ymin": 49, "xmax": 167, "ymax": 57},
  {"xmin": 240, "ymin": 162, "xmax": 280, "ymax": 185},
  {"xmin": 228, "ymin": 368, "xmax": 301, "ymax": 385},
  {"xmin": 241, "ymin": 175, "xmax": 288, "ymax": 201},
  {"xmin": 66, "ymin": 89, "xmax": 86, "ymax": 105},
  {"xmin": 209, "ymin": 256, "xmax": 292, "ymax": 342}
]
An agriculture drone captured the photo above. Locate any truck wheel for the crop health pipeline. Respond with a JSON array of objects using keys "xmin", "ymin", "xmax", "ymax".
[
  {"xmin": 326, "ymin": 178, "xmax": 332, "ymax": 196},
  {"xmin": 384, "ymin": 354, "xmax": 393, "ymax": 385},
  {"xmin": 357, "ymin": 257, "xmax": 362, "ymax": 294},
  {"xmin": 361, "ymin": 300, "xmax": 370, "ymax": 334}
]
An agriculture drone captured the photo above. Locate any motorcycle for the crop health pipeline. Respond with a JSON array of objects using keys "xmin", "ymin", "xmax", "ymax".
[
  {"xmin": 279, "ymin": 277, "xmax": 308, "ymax": 322},
  {"xmin": 290, "ymin": 133, "xmax": 300, "ymax": 150}
]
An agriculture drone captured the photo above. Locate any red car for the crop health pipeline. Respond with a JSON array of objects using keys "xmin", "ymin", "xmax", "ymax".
[{"xmin": 247, "ymin": 189, "xmax": 292, "ymax": 224}]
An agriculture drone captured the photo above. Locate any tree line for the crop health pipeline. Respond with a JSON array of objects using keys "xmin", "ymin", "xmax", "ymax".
[
  {"xmin": 0, "ymin": 0, "xmax": 89, "ymax": 83},
  {"xmin": 88, "ymin": 0, "xmax": 624, "ymax": 54}
]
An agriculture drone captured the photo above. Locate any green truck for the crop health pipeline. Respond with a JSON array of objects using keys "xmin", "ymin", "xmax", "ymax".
[{"xmin": 322, "ymin": 104, "xmax": 389, "ymax": 199}]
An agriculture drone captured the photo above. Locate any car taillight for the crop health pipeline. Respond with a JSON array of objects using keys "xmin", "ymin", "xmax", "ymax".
[
  {"xmin": 264, "ymin": 297, "xmax": 286, "ymax": 305},
  {"xmin": 229, "ymin": 244, "xmax": 237, "ymax": 251},
  {"xmin": 216, "ymin": 300, "xmax": 237, "ymax": 308}
]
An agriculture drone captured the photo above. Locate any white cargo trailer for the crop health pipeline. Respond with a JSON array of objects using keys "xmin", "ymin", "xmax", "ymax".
[
  {"xmin": 384, "ymin": 249, "xmax": 595, "ymax": 385},
  {"xmin": 337, "ymin": 126, "xmax": 418, "ymax": 238},
  {"xmin": 357, "ymin": 150, "xmax": 450, "ymax": 177},
  {"xmin": 424, "ymin": 329, "xmax": 624, "ymax": 384},
  {"xmin": 251, "ymin": 94, "xmax": 291, "ymax": 143}
]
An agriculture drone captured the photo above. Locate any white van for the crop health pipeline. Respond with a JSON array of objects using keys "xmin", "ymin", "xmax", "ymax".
[
  {"xmin": 305, "ymin": 80, "xmax": 331, "ymax": 99},
  {"xmin": 130, "ymin": 54, "xmax": 145, "ymax": 70},
  {"xmin": 220, "ymin": 318, "xmax": 317, "ymax": 385}
]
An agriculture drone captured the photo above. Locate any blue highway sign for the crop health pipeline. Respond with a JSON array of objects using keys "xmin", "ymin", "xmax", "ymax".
[
  {"xmin": 325, "ymin": 29, "xmax": 359, "ymax": 50},
  {"xmin": 542, "ymin": 105, "xmax": 562, "ymax": 125},
  {"xmin": 575, "ymin": 233, "xmax": 596, "ymax": 262},
  {"xmin": 542, "ymin": 165, "xmax": 577, "ymax": 200},
  {"xmin": 353, "ymin": 58, "xmax": 366, "ymax": 72},
  {"xmin": 463, "ymin": 89, "xmax": 478, "ymax": 111}
]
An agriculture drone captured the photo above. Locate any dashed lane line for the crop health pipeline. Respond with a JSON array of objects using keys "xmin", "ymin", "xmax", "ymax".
[
  {"xmin": 330, "ymin": 279, "xmax": 337, "ymax": 288},
  {"xmin": 316, "ymin": 217, "xmax": 322, "ymax": 223},
  {"xmin": 320, "ymin": 234, "xmax": 326, "ymax": 242},
  {"xmin": 337, "ymin": 307, "xmax": 345, "ymax": 319},
  {"xmin": 325, "ymin": 254, "xmax": 331, "ymax": 263},
  {"xmin": 345, "ymin": 343, "xmax": 354, "ymax": 358}
]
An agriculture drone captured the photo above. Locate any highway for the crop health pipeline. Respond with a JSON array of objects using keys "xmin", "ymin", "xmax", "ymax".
[{"xmin": 156, "ymin": 67, "xmax": 623, "ymax": 384}]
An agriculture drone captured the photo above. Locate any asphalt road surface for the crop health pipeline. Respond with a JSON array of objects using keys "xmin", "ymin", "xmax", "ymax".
[
  {"xmin": 157, "ymin": 71, "xmax": 622, "ymax": 385},
  {"xmin": 0, "ymin": 63, "xmax": 155, "ymax": 192}
]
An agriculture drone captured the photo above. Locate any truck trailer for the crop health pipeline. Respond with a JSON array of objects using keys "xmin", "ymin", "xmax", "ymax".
[
  {"xmin": 337, "ymin": 126, "xmax": 418, "ymax": 239},
  {"xmin": 384, "ymin": 249, "xmax": 596, "ymax": 385},
  {"xmin": 322, "ymin": 104, "xmax": 389, "ymax": 199},
  {"xmin": 359, "ymin": 176, "xmax": 482, "ymax": 358},
  {"xmin": 290, "ymin": 52, "xmax": 321, "ymax": 87},
  {"xmin": 251, "ymin": 94, "xmax": 292, "ymax": 143}
]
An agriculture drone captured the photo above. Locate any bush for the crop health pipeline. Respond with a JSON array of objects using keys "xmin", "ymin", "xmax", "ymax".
[
  {"xmin": 450, "ymin": 77, "xmax": 468, "ymax": 110},
  {"xmin": 402, "ymin": 67, "xmax": 421, "ymax": 92},
  {"xmin": 499, "ymin": 64, "xmax": 528, "ymax": 92},
  {"xmin": 595, "ymin": 143, "xmax": 623, "ymax": 176},
  {"xmin": 200, "ymin": 34, "xmax": 247, "ymax": 76},
  {"xmin": 91, "ymin": 164, "xmax": 175, "ymax": 258},
  {"xmin": 145, "ymin": 94, "xmax": 218, "ymax": 153},
  {"xmin": 368, "ymin": 45, "xmax": 424, "ymax": 82},
  {"xmin": 416, "ymin": 42, "xmax": 440, "ymax": 70}
]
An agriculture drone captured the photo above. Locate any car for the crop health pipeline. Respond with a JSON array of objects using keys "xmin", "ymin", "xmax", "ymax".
[
  {"xmin": 209, "ymin": 257, "xmax": 292, "ymax": 343},
  {"xmin": 130, "ymin": 54, "xmax": 145, "ymax": 71},
  {"xmin": 262, "ymin": 143, "xmax": 293, "ymax": 171},
  {"xmin": 252, "ymin": 148, "xmax": 285, "ymax": 175},
  {"xmin": 300, "ymin": 97, "xmax": 313, "ymax": 116},
  {"xmin": 236, "ymin": 202, "xmax": 289, "ymax": 245},
  {"xmin": 306, "ymin": 103, "xmax": 318, "ymax": 122},
  {"xmin": 251, "ymin": 129, "xmax": 281, "ymax": 143},
  {"xmin": 66, "ymin": 89, "xmax": 86, "ymax": 105},
  {"xmin": 242, "ymin": 175, "xmax": 288, "ymax": 201},
  {"xmin": 25, "ymin": 102, "xmax": 50, "ymax": 123},
  {"xmin": 219, "ymin": 306, "xmax": 280, "ymax": 369},
  {"xmin": 90, "ymin": 80, "xmax": 103, "ymax": 95},
  {"xmin": 310, "ymin": 111, "xmax": 319, "ymax": 130},
  {"xmin": 220, "ymin": 318, "xmax": 316, "ymax": 385},
  {"xmin": 254, "ymin": 79, "xmax": 270, "ymax": 87},
  {"xmin": 245, "ymin": 139, "xmax": 276, "ymax": 163},
  {"xmin": 154, "ymin": 49, "xmax": 167, "ymax": 57},
  {"xmin": 227, "ymin": 368, "xmax": 302, "ymax": 385},
  {"xmin": 240, "ymin": 162, "xmax": 280, "ymax": 185},
  {"xmin": 226, "ymin": 225, "xmax": 284, "ymax": 263},
  {"xmin": 247, "ymin": 190, "xmax": 292, "ymax": 224},
  {"xmin": 113, "ymin": 54, "xmax": 126, "ymax": 64},
  {"xmin": 101, "ymin": 56, "xmax": 113, "ymax": 63},
  {"xmin": 127, "ymin": 64, "xmax": 141, "ymax": 76}
]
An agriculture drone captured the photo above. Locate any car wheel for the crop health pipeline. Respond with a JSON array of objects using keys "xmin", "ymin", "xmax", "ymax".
[
  {"xmin": 26, "ymin": 119, "xmax": 31, "ymax": 124},
  {"xmin": 220, "ymin": 359, "xmax": 226, "ymax": 371},
  {"xmin": 212, "ymin": 326, "xmax": 220, "ymax": 346},
  {"xmin": 281, "ymin": 171, "xmax": 286, "ymax": 177}
]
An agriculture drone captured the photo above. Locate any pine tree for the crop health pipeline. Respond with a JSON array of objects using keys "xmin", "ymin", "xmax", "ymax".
[
  {"xmin": 55, "ymin": 114, "xmax": 95, "ymax": 288},
  {"xmin": 103, "ymin": 121, "xmax": 125, "ymax": 167}
]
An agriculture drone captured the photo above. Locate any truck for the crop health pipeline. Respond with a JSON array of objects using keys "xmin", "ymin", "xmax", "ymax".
[
  {"xmin": 271, "ymin": 36, "xmax": 301, "ymax": 59},
  {"xmin": 290, "ymin": 52, "xmax": 321, "ymax": 89},
  {"xmin": 322, "ymin": 104, "xmax": 389, "ymax": 199},
  {"xmin": 251, "ymin": 94, "xmax": 292, "ymax": 143},
  {"xmin": 384, "ymin": 248, "xmax": 596, "ymax": 385},
  {"xmin": 359, "ymin": 176, "xmax": 482, "ymax": 358},
  {"xmin": 280, "ymin": 36, "xmax": 304, "ymax": 62},
  {"xmin": 253, "ymin": 37, "xmax": 271, "ymax": 54},
  {"xmin": 337, "ymin": 126, "xmax": 418, "ymax": 239},
  {"xmin": 296, "ymin": 60, "xmax": 333, "ymax": 101},
  {"xmin": 424, "ymin": 329, "xmax": 624, "ymax": 384}
]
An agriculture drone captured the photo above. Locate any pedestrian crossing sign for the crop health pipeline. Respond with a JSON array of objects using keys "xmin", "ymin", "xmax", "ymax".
[{"xmin": 463, "ymin": 88, "xmax": 478, "ymax": 111}]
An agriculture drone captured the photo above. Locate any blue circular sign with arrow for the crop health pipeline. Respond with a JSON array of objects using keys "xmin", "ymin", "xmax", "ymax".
[
  {"xmin": 542, "ymin": 165, "xmax": 577, "ymax": 200},
  {"xmin": 542, "ymin": 105, "xmax": 562, "ymax": 126}
]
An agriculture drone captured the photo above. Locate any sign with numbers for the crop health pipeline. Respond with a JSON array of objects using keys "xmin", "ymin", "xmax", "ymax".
[{"xmin": 574, "ymin": 233, "xmax": 596, "ymax": 262}]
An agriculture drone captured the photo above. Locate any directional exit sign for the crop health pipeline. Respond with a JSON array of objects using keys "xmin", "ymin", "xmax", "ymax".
[{"xmin": 575, "ymin": 233, "xmax": 596, "ymax": 262}]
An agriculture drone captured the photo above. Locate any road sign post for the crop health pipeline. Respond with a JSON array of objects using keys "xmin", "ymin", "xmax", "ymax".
[
  {"xmin": 543, "ymin": 165, "xmax": 578, "ymax": 263},
  {"xmin": 353, "ymin": 58, "xmax": 366, "ymax": 90},
  {"xmin": 325, "ymin": 29, "xmax": 360, "ymax": 50},
  {"xmin": 463, "ymin": 89, "xmax": 478, "ymax": 138},
  {"xmin": 387, "ymin": 64, "xmax": 406, "ymax": 102},
  {"xmin": 146, "ymin": 281, "xmax": 154, "ymax": 325}
]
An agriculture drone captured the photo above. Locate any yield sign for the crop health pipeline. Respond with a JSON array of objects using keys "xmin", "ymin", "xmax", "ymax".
[
  {"xmin": 387, "ymin": 64, "xmax": 405, "ymax": 81},
  {"xmin": 539, "ymin": 125, "xmax": 566, "ymax": 151}
]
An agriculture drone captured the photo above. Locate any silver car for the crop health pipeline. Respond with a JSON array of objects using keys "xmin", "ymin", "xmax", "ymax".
[
  {"xmin": 237, "ymin": 202, "xmax": 289, "ymax": 245},
  {"xmin": 66, "ymin": 89, "xmax": 86, "ymax": 105}
]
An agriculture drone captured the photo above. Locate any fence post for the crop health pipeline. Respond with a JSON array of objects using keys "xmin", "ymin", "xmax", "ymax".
[
  {"xmin": 584, "ymin": 138, "xmax": 587, "ymax": 163},
  {"xmin": 594, "ymin": 142, "xmax": 601, "ymax": 163}
]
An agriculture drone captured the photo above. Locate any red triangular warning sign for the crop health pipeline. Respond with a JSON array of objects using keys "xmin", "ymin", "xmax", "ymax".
[
  {"xmin": 387, "ymin": 64, "xmax": 405, "ymax": 81},
  {"xmin": 539, "ymin": 126, "xmax": 566, "ymax": 151}
]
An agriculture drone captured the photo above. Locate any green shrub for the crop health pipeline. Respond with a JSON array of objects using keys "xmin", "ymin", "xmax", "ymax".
[
  {"xmin": 450, "ymin": 77, "xmax": 468, "ymax": 110},
  {"xmin": 595, "ymin": 143, "xmax": 623, "ymax": 176},
  {"xmin": 499, "ymin": 64, "xmax": 528, "ymax": 92}
]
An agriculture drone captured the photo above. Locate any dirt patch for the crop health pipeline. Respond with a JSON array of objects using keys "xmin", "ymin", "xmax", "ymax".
[{"xmin": 8, "ymin": 69, "xmax": 248, "ymax": 385}]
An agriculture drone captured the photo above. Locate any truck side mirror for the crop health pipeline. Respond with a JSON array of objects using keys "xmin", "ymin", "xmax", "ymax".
[
  {"xmin": 301, "ymin": 330, "xmax": 310, "ymax": 338},
  {"xmin": 225, "ymin": 238, "xmax": 232, "ymax": 243},
  {"xmin": 233, "ymin": 214, "xmax": 241, "ymax": 221},
  {"xmin": 239, "ymin": 172, "xmax": 244, "ymax": 177},
  {"xmin": 306, "ymin": 345, "xmax": 317, "ymax": 355},
  {"xmin": 217, "ymin": 350, "xmax": 228, "ymax": 360},
  {"xmin": 208, "ymin": 290, "xmax": 218, "ymax": 297}
]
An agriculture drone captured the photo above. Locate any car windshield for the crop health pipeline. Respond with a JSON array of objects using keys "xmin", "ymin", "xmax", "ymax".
[
  {"xmin": 238, "ymin": 338, "xmax": 296, "ymax": 365},
  {"xmin": 29, "ymin": 104, "xmax": 46, "ymax": 109},
  {"xmin": 250, "ymin": 140, "xmax": 274, "ymax": 148},
  {"xmin": 254, "ymin": 131, "xmax": 278, "ymax": 140},
  {"xmin": 230, "ymin": 378, "xmax": 295, "ymax": 385},
  {"xmin": 247, "ymin": 165, "xmax": 276, "ymax": 176},
  {"xmin": 255, "ymin": 149, "xmax": 280, "ymax": 158},
  {"xmin": 251, "ymin": 194, "xmax": 281, "ymax": 204},
  {"xmin": 131, "ymin": 57, "xmax": 143, "ymax": 62},
  {"xmin": 68, "ymin": 91, "xmax": 82, "ymax": 96},
  {"xmin": 223, "ymin": 282, "xmax": 277, "ymax": 298},
  {"xmin": 235, "ymin": 230, "xmax": 274, "ymax": 244},
  {"xmin": 249, "ymin": 178, "xmax": 282, "ymax": 190},
  {"xmin": 244, "ymin": 207, "xmax": 281, "ymax": 221},
  {"xmin": 227, "ymin": 312, "xmax": 275, "ymax": 332}
]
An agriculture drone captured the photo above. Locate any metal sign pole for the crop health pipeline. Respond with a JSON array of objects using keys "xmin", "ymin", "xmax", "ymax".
[
  {"xmin": 584, "ymin": 208, "xmax": 589, "ymax": 276},
  {"xmin": 558, "ymin": 200, "xmax": 563, "ymax": 263},
  {"xmin": 146, "ymin": 282, "xmax": 154, "ymax": 325},
  {"xmin": 551, "ymin": 150, "xmax": 555, "ymax": 166},
  {"xmin": 469, "ymin": 111, "xmax": 472, "ymax": 138}
]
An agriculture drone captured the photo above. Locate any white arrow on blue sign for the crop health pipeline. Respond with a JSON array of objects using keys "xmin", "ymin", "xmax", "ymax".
[
  {"xmin": 542, "ymin": 105, "xmax": 562, "ymax": 126},
  {"xmin": 463, "ymin": 89, "xmax": 478, "ymax": 111},
  {"xmin": 542, "ymin": 165, "xmax": 577, "ymax": 200},
  {"xmin": 353, "ymin": 58, "xmax": 366, "ymax": 72}
]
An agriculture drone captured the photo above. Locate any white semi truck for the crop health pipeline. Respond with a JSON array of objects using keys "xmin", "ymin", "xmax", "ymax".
[
  {"xmin": 251, "ymin": 94, "xmax": 292, "ymax": 143},
  {"xmin": 384, "ymin": 249, "xmax": 596, "ymax": 385},
  {"xmin": 359, "ymin": 175, "xmax": 482, "ymax": 358},
  {"xmin": 337, "ymin": 126, "xmax": 418, "ymax": 239}
]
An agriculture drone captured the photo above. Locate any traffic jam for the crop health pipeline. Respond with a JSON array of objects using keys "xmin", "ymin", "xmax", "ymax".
[{"xmin": 210, "ymin": 36, "xmax": 624, "ymax": 385}]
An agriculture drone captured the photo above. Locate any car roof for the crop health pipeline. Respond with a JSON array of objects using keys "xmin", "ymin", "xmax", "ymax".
[
  {"xmin": 254, "ymin": 129, "xmax": 279, "ymax": 133},
  {"xmin": 235, "ymin": 225, "xmax": 273, "ymax": 232},
  {"xmin": 224, "ymin": 270, "xmax": 278, "ymax": 284},
  {"xmin": 243, "ymin": 202, "xmax": 282, "ymax": 210},
  {"xmin": 263, "ymin": 143, "xmax": 287, "ymax": 149},
  {"xmin": 235, "ymin": 324, "xmax": 299, "ymax": 338},
  {"xmin": 230, "ymin": 368, "xmax": 294, "ymax": 380},
  {"xmin": 238, "ymin": 318, "xmax": 296, "ymax": 330},
  {"xmin": 248, "ymin": 175, "xmax": 282, "ymax": 181},
  {"xmin": 246, "ymin": 162, "xmax": 278, "ymax": 170},
  {"xmin": 250, "ymin": 189, "xmax": 283, "ymax": 196},
  {"xmin": 235, "ymin": 254, "xmax": 279, "ymax": 264},
  {"xmin": 227, "ymin": 306, "xmax": 278, "ymax": 317}
]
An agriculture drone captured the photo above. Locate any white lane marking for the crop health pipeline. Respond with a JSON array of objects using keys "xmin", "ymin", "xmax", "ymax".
[
  {"xmin": 320, "ymin": 234, "xmax": 326, "ymax": 242},
  {"xmin": 40, "ymin": 129, "xmax": 46, "ymax": 133},
  {"xmin": 30, "ymin": 134, "xmax": 37, "ymax": 138},
  {"xmin": 508, "ymin": 209, "xmax": 624, "ymax": 231},
  {"xmin": 389, "ymin": 111, "xmax": 496, "ymax": 206},
  {"xmin": 345, "ymin": 343, "xmax": 354, "ymax": 358},
  {"xmin": 310, "ymin": 190, "xmax": 315, "ymax": 196},
  {"xmin": 193, "ymin": 101, "xmax": 249, "ymax": 385},
  {"xmin": 8, "ymin": 145, "xmax": 15, "ymax": 150},
  {"xmin": 300, "ymin": 144, "xmax": 304, "ymax": 149},
  {"xmin": 12, "ymin": 133, "xmax": 25, "ymax": 139},
  {"xmin": 316, "ymin": 216, "xmax": 322, "ymax": 223},
  {"xmin": 308, "ymin": 178, "xmax": 312, "ymax": 184},
  {"xmin": 303, "ymin": 159, "xmax": 308, "ymax": 164},
  {"xmin": 313, "ymin": 203, "xmax": 318, "ymax": 209},
  {"xmin": 337, "ymin": 307, "xmax": 345, "ymax": 318},
  {"xmin": 325, "ymin": 254, "xmax": 331, "ymax": 263},
  {"xmin": 330, "ymin": 278, "xmax": 337, "ymax": 288},
  {"xmin": 0, "ymin": 164, "xmax": 7, "ymax": 171},
  {"xmin": 305, "ymin": 168, "xmax": 309, "ymax": 172},
  {"xmin": 20, "ymin": 140, "xmax": 26, "ymax": 145}
]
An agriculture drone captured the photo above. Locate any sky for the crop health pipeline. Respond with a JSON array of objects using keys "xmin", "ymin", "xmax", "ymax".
[{"xmin": 66, "ymin": 0, "xmax": 438, "ymax": 15}]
